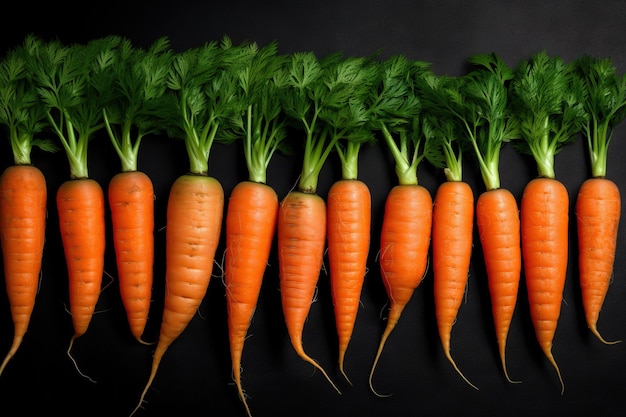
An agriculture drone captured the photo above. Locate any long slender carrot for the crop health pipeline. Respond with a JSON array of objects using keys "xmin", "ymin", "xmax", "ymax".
[
  {"xmin": 419, "ymin": 74, "xmax": 477, "ymax": 389},
  {"xmin": 130, "ymin": 39, "xmax": 236, "ymax": 416},
  {"xmin": 26, "ymin": 35, "xmax": 120, "ymax": 377},
  {"xmin": 103, "ymin": 37, "xmax": 173, "ymax": 343},
  {"xmin": 573, "ymin": 54, "xmax": 626, "ymax": 345},
  {"xmin": 0, "ymin": 41, "xmax": 56, "ymax": 377},
  {"xmin": 434, "ymin": 53, "xmax": 521, "ymax": 383},
  {"xmin": 366, "ymin": 56, "xmax": 434, "ymax": 396},
  {"xmin": 223, "ymin": 40, "xmax": 287, "ymax": 417},
  {"xmin": 510, "ymin": 51, "xmax": 588, "ymax": 393}
]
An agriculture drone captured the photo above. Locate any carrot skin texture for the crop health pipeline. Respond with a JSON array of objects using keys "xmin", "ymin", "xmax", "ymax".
[
  {"xmin": 327, "ymin": 179, "xmax": 371, "ymax": 382},
  {"xmin": 225, "ymin": 180, "xmax": 278, "ymax": 417},
  {"xmin": 432, "ymin": 180, "xmax": 477, "ymax": 389},
  {"xmin": 0, "ymin": 165, "xmax": 47, "ymax": 375},
  {"xmin": 108, "ymin": 171, "xmax": 155, "ymax": 343},
  {"xmin": 277, "ymin": 190, "xmax": 340, "ymax": 394},
  {"xmin": 522, "ymin": 177, "xmax": 569, "ymax": 392},
  {"xmin": 369, "ymin": 184, "xmax": 432, "ymax": 396},
  {"xmin": 476, "ymin": 187, "xmax": 521, "ymax": 383},
  {"xmin": 57, "ymin": 178, "xmax": 106, "ymax": 339},
  {"xmin": 130, "ymin": 174, "xmax": 223, "ymax": 416},
  {"xmin": 576, "ymin": 177, "xmax": 621, "ymax": 344}
]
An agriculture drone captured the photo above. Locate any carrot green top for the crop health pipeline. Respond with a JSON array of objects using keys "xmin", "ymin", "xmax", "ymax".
[
  {"xmin": 431, "ymin": 53, "xmax": 518, "ymax": 191},
  {"xmin": 277, "ymin": 52, "xmax": 374, "ymax": 193},
  {"xmin": 166, "ymin": 37, "xmax": 243, "ymax": 176},
  {"xmin": 573, "ymin": 55, "xmax": 626, "ymax": 178},
  {"xmin": 224, "ymin": 40, "xmax": 289, "ymax": 184},
  {"xmin": 0, "ymin": 41, "xmax": 56, "ymax": 165},
  {"xmin": 103, "ymin": 37, "xmax": 175, "ymax": 173},
  {"xmin": 25, "ymin": 35, "xmax": 119, "ymax": 180},
  {"xmin": 368, "ymin": 55, "xmax": 437, "ymax": 186},
  {"xmin": 509, "ymin": 51, "xmax": 587, "ymax": 179}
]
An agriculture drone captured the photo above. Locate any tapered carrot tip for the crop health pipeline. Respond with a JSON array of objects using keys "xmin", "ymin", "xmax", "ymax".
[
  {"xmin": 129, "ymin": 345, "xmax": 167, "ymax": 417},
  {"xmin": 443, "ymin": 350, "xmax": 479, "ymax": 390},
  {"xmin": 368, "ymin": 316, "xmax": 398, "ymax": 398},
  {"xmin": 543, "ymin": 347, "xmax": 564, "ymax": 395},
  {"xmin": 291, "ymin": 341, "xmax": 342, "ymax": 395},
  {"xmin": 0, "ymin": 335, "xmax": 24, "ymax": 376},
  {"xmin": 67, "ymin": 335, "xmax": 97, "ymax": 383},
  {"xmin": 589, "ymin": 324, "xmax": 622, "ymax": 345}
]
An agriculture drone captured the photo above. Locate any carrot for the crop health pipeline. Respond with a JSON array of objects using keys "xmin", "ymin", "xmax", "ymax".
[
  {"xmin": 510, "ymin": 51, "xmax": 589, "ymax": 393},
  {"xmin": 573, "ymin": 54, "xmax": 626, "ymax": 345},
  {"xmin": 275, "ymin": 51, "xmax": 372, "ymax": 393},
  {"xmin": 222, "ymin": 41, "xmax": 287, "ymax": 417},
  {"xmin": 0, "ymin": 42, "xmax": 57, "ymax": 377},
  {"xmin": 26, "ymin": 35, "xmax": 120, "ymax": 379},
  {"xmin": 419, "ymin": 73, "xmax": 478, "ymax": 389},
  {"xmin": 434, "ymin": 53, "xmax": 521, "ymax": 383},
  {"xmin": 130, "ymin": 40, "xmax": 237, "ymax": 416},
  {"xmin": 366, "ymin": 56, "xmax": 435, "ymax": 396},
  {"xmin": 103, "ymin": 37, "xmax": 173, "ymax": 343}
]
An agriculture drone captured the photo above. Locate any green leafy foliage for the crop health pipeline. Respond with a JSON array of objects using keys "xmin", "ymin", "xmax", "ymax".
[
  {"xmin": 0, "ymin": 41, "xmax": 56, "ymax": 165},
  {"xmin": 103, "ymin": 36, "xmax": 175, "ymax": 172},
  {"xmin": 573, "ymin": 54, "xmax": 626, "ymax": 177},
  {"xmin": 509, "ymin": 51, "xmax": 588, "ymax": 178},
  {"xmin": 25, "ymin": 34, "xmax": 120, "ymax": 179}
]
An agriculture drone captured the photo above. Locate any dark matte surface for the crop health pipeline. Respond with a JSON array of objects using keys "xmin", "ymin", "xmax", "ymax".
[{"xmin": 1, "ymin": 1, "xmax": 626, "ymax": 416}]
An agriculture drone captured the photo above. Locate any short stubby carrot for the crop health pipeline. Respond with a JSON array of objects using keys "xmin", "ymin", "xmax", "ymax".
[
  {"xmin": 225, "ymin": 180, "xmax": 278, "ymax": 417},
  {"xmin": 277, "ymin": 190, "xmax": 341, "ymax": 394},
  {"xmin": 130, "ymin": 174, "xmax": 224, "ymax": 417},
  {"xmin": 326, "ymin": 178, "xmax": 371, "ymax": 384},
  {"xmin": 369, "ymin": 184, "xmax": 432, "ymax": 397},
  {"xmin": 57, "ymin": 178, "xmax": 106, "ymax": 341},
  {"xmin": 522, "ymin": 177, "xmax": 569, "ymax": 393},
  {"xmin": 0, "ymin": 165, "xmax": 47, "ymax": 376},
  {"xmin": 432, "ymin": 180, "xmax": 477, "ymax": 389},
  {"xmin": 576, "ymin": 177, "xmax": 621, "ymax": 345},
  {"xmin": 475, "ymin": 187, "xmax": 521, "ymax": 384},
  {"xmin": 108, "ymin": 170, "xmax": 155, "ymax": 344}
]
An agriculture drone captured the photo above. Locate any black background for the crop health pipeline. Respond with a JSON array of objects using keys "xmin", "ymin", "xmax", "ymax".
[{"xmin": 1, "ymin": 1, "xmax": 626, "ymax": 416}]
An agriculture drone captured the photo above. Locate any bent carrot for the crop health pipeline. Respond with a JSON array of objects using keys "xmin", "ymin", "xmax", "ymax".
[
  {"xmin": 130, "ymin": 39, "xmax": 236, "ymax": 415},
  {"xmin": 366, "ymin": 56, "xmax": 434, "ymax": 396},
  {"xmin": 0, "ymin": 41, "xmax": 56, "ymax": 376},
  {"xmin": 103, "ymin": 37, "xmax": 173, "ymax": 343},
  {"xmin": 573, "ymin": 54, "xmax": 626, "ymax": 345}
]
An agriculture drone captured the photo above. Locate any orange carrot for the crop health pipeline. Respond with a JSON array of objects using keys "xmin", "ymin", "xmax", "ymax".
[
  {"xmin": 327, "ymin": 178, "xmax": 371, "ymax": 383},
  {"xmin": 222, "ymin": 40, "xmax": 288, "ymax": 417},
  {"xmin": 432, "ymin": 180, "xmax": 476, "ymax": 389},
  {"xmin": 103, "ymin": 37, "xmax": 172, "ymax": 343},
  {"xmin": 130, "ymin": 40, "xmax": 235, "ymax": 415},
  {"xmin": 57, "ymin": 178, "xmax": 106, "ymax": 344},
  {"xmin": 510, "ymin": 51, "xmax": 589, "ymax": 392},
  {"xmin": 0, "ymin": 41, "xmax": 56, "ymax": 376},
  {"xmin": 278, "ymin": 190, "xmax": 339, "ymax": 393},
  {"xmin": 521, "ymin": 178, "xmax": 568, "ymax": 392},
  {"xmin": 369, "ymin": 184, "xmax": 432, "ymax": 396},
  {"xmin": 0, "ymin": 165, "xmax": 47, "ymax": 376},
  {"xmin": 577, "ymin": 178, "xmax": 621, "ymax": 344},
  {"xmin": 366, "ymin": 56, "xmax": 434, "ymax": 396},
  {"xmin": 225, "ymin": 181, "xmax": 278, "ymax": 417},
  {"xmin": 573, "ymin": 54, "xmax": 626, "ymax": 345},
  {"xmin": 108, "ymin": 171, "xmax": 155, "ymax": 343},
  {"xmin": 476, "ymin": 188, "xmax": 521, "ymax": 383}
]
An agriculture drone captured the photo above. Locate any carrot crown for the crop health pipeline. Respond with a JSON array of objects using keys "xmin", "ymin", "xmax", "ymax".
[
  {"xmin": 509, "ymin": 51, "xmax": 587, "ymax": 179},
  {"xmin": 25, "ymin": 35, "xmax": 119, "ymax": 179},
  {"xmin": 103, "ymin": 37, "xmax": 175, "ymax": 173},
  {"xmin": 0, "ymin": 41, "xmax": 56, "ymax": 165},
  {"xmin": 166, "ymin": 37, "xmax": 244, "ymax": 176},
  {"xmin": 574, "ymin": 54, "xmax": 626, "ymax": 178}
]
